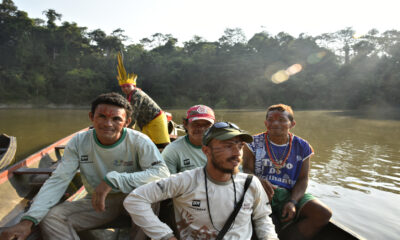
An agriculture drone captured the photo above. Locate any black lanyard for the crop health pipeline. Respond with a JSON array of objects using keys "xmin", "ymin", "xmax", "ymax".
[{"xmin": 203, "ymin": 167, "xmax": 237, "ymax": 232}]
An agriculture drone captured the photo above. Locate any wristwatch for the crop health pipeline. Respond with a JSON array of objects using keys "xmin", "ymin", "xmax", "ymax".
[{"xmin": 289, "ymin": 199, "xmax": 298, "ymax": 206}]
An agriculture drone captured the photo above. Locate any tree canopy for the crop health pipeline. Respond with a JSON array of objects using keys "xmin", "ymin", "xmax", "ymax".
[{"xmin": 1, "ymin": 0, "xmax": 399, "ymax": 110}]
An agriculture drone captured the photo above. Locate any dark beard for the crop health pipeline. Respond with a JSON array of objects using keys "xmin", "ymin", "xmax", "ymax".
[{"xmin": 210, "ymin": 154, "xmax": 237, "ymax": 174}]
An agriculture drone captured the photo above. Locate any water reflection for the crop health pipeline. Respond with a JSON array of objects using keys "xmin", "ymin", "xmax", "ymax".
[
  {"xmin": 0, "ymin": 109, "xmax": 90, "ymax": 161},
  {"xmin": 311, "ymin": 141, "xmax": 400, "ymax": 194},
  {"xmin": 1, "ymin": 109, "xmax": 399, "ymax": 239},
  {"xmin": 165, "ymin": 109, "xmax": 400, "ymax": 197}
]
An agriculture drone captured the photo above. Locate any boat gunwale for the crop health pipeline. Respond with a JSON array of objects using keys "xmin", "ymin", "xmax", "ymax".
[
  {"xmin": 0, "ymin": 134, "xmax": 17, "ymax": 169},
  {"xmin": 0, "ymin": 128, "xmax": 88, "ymax": 185},
  {"xmin": 328, "ymin": 219, "xmax": 366, "ymax": 240}
]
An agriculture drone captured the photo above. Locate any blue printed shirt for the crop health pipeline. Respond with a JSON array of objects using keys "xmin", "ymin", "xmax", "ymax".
[{"xmin": 247, "ymin": 132, "xmax": 314, "ymax": 190}]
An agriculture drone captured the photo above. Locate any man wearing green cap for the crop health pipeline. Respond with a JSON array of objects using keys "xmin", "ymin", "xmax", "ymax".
[{"xmin": 123, "ymin": 122, "xmax": 278, "ymax": 240}]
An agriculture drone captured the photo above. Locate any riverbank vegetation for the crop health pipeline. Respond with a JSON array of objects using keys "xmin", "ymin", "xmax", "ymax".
[{"xmin": 1, "ymin": 0, "xmax": 399, "ymax": 109}]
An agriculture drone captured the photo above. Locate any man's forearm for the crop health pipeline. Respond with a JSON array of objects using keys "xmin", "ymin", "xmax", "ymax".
[
  {"xmin": 290, "ymin": 178, "xmax": 308, "ymax": 202},
  {"xmin": 105, "ymin": 164, "xmax": 170, "ymax": 193},
  {"xmin": 123, "ymin": 182, "xmax": 174, "ymax": 239}
]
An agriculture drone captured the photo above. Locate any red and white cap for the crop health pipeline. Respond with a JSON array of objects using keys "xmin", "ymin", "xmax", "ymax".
[{"xmin": 186, "ymin": 105, "xmax": 215, "ymax": 124}]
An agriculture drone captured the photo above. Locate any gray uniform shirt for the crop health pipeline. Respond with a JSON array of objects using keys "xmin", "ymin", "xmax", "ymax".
[
  {"xmin": 22, "ymin": 128, "xmax": 170, "ymax": 224},
  {"xmin": 162, "ymin": 135, "xmax": 206, "ymax": 174}
]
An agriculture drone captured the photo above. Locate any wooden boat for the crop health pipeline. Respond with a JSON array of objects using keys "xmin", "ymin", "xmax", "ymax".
[
  {"xmin": 0, "ymin": 128, "xmax": 88, "ymax": 232},
  {"xmin": 68, "ymin": 193, "xmax": 368, "ymax": 239},
  {"xmin": 0, "ymin": 120, "xmax": 180, "ymax": 238},
  {"xmin": 0, "ymin": 134, "xmax": 17, "ymax": 170},
  {"xmin": 313, "ymin": 219, "xmax": 365, "ymax": 240},
  {"xmin": 0, "ymin": 126, "xmax": 365, "ymax": 239},
  {"xmin": 269, "ymin": 212, "xmax": 365, "ymax": 240}
]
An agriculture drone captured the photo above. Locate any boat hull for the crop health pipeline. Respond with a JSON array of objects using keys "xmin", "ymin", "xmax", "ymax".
[
  {"xmin": 0, "ymin": 134, "xmax": 17, "ymax": 170},
  {"xmin": 313, "ymin": 220, "xmax": 365, "ymax": 240},
  {"xmin": 0, "ymin": 128, "xmax": 87, "ymax": 229}
]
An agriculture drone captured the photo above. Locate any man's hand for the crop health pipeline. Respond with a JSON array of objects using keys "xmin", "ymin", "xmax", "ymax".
[
  {"xmin": 0, "ymin": 220, "xmax": 33, "ymax": 240},
  {"xmin": 259, "ymin": 178, "xmax": 276, "ymax": 202},
  {"xmin": 281, "ymin": 201, "xmax": 296, "ymax": 222},
  {"xmin": 91, "ymin": 180, "xmax": 112, "ymax": 212}
]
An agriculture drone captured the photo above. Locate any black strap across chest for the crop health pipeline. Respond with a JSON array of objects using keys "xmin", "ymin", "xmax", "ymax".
[{"xmin": 216, "ymin": 174, "xmax": 253, "ymax": 240}]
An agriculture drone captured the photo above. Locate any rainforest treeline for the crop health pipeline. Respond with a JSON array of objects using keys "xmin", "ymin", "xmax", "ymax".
[{"xmin": 1, "ymin": 0, "xmax": 399, "ymax": 109}]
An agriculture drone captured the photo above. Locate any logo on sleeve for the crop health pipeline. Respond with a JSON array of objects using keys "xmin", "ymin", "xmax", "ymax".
[
  {"xmin": 192, "ymin": 200, "xmax": 201, "ymax": 207},
  {"xmin": 113, "ymin": 160, "xmax": 133, "ymax": 166},
  {"xmin": 81, "ymin": 155, "xmax": 88, "ymax": 161},
  {"xmin": 80, "ymin": 155, "xmax": 92, "ymax": 163},
  {"xmin": 189, "ymin": 200, "xmax": 205, "ymax": 211},
  {"xmin": 183, "ymin": 159, "xmax": 191, "ymax": 166}
]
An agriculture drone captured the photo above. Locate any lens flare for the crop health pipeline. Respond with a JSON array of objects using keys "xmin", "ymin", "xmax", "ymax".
[
  {"xmin": 270, "ymin": 63, "xmax": 303, "ymax": 84},
  {"xmin": 271, "ymin": 70, "xmax": 289, "ymax": 84},
  {"xmin": 307, "ymin": 51, "xmax": 326, "ymax": 64},
  {"xmin": 286, "ymin": 64, "xmax": 302, "ymax": 75}
]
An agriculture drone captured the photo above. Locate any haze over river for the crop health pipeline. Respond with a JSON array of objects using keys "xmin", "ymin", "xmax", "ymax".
[{"xmin": 1, "ymin": 109, "xmax": 399, "ymax": 239}]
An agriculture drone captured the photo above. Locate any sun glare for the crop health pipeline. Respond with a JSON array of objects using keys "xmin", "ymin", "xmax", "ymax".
[
  {"xmin": 271, "ymin": 63, "xmax": 303, "ymax": 84},
  {"xmin": 271, "ymin": 70, "xmax": 289, "ymax": 84},
  {"xmin": 286, "ymin": 64, "xmax": 302, "ymax": 75}
]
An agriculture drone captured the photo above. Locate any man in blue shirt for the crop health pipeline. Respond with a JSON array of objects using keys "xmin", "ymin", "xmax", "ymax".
[{"xmin": 243, "ymin": 104, "xmax": 332, "ymax": 240}]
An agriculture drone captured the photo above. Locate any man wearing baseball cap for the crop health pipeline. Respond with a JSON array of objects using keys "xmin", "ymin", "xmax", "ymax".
[
  {"xmin": 162, "ymin": 105, "xmax": 215, "ymax": 174},
  {"xmin": 124, "ymin": 122, "xmax": 278, "ymax": 240}
]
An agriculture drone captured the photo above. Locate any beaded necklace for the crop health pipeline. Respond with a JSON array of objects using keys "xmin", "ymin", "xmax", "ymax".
[{"xmin": 264, "ymin": 132, "xmax": 293, "ymax": 174}]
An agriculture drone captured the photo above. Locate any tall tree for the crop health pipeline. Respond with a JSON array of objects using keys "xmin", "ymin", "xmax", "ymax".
[
  {"xmin": 42, "ymin": 9, "xmax": 61, "ymax": 28},
  {"xmin": 316, "ymin": 27, "xmax": 357, "ymax": 64}
]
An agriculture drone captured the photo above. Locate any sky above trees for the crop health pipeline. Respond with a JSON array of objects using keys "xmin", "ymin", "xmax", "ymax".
[{"xmin": 13, "ymin": 0, "xmax": 400, "ymax": 45}]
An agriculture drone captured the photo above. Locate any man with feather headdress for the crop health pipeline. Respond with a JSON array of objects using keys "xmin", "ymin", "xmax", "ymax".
[{"xmin": 117, "ymin": 53, "xmax": 170, "ymax": 148}]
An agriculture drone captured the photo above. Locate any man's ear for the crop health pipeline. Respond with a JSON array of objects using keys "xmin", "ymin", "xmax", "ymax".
[
  {"xmin": 290, "ymin": 120, "xmax": 296, "ymax": 129},
  {"xmin": 264, "ymin": 119, "xmax": 268, "ymax": 129},
  {"xmin": 125, "ymin": 117, "xmax": 132, "ymax": 127},
  {"xmin": 183, "ymin": 119, "xmax": 189, "ymax": 131},
  {"xmin": 89, "ymin": 112, "xmax": 94, "ymax": 121},
  {"xmin": 202, "ymin": 145, "xmax": 211, "ymax": 157}
]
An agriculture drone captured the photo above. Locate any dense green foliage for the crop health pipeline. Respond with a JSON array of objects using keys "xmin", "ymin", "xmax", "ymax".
[{"xmin": 1, "ymin": 0, "xmax": 399, "ymax": 109}]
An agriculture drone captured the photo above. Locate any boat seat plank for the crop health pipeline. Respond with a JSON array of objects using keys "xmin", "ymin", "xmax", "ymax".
[
  {"xmin": 14, "ymin": 161, "xmax": 59, "ymax": 175},
  {"xmin": 96, "ymin": 214, "xmax": 132, "ymax": 229},
  {"xmin": 55, "ymin": 145, "xmax": 66, "ymax": 158},
  {"xmin": 54, "ymin": 145, "xmax": 66, "ymax": 150},
  {"xmin": 14, "ymin": 168, "xmax": 55, "ymax": 175}
]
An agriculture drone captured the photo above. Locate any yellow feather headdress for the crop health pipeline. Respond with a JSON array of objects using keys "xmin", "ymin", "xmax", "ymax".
[{"xmin": 117, "ymin": 52, "xmax": 137, "ymax": 86}]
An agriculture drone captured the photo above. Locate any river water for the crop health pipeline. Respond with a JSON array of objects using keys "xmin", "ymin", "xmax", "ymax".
[{"xmin": 1, "ymin": 109, "xmax": 399, "ymax": 239}]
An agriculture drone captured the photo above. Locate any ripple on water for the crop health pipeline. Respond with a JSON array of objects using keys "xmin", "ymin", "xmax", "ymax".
[
  {"xmin": 308, "ymin": 181, "xmax": 400, "ymax": 239},
  {"xmin": 360, "ymin": 169, "xmax": 377, "ymax": 174},
  {"xmin": 339, "ymin": 175, "xmax": 400, "ymax": 194},
  {"xmin": 312, "ymin": 164, "xmax": 324, "ymax": 169},
  {"xmin": 375, "ymin": 157, "xmax": 392, "ymax": 163},
  {"xmin": 379, "ymin": 174, "xmax": 400, "ymax": 182}
]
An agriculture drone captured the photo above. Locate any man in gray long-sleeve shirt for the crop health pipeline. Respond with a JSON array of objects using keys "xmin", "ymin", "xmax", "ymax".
[
  {"xmin": 0, "ymin": 92, "xmax": 170, "ymax": 240},
  {"xmin": 124, "ymin": 122, "xmax": 278, "ymax": 240}
]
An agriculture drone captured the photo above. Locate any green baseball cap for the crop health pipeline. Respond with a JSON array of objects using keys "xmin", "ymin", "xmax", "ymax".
[{"xmin": 202, "ymin": 122, "xmax": 253, "ymax": 146}]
